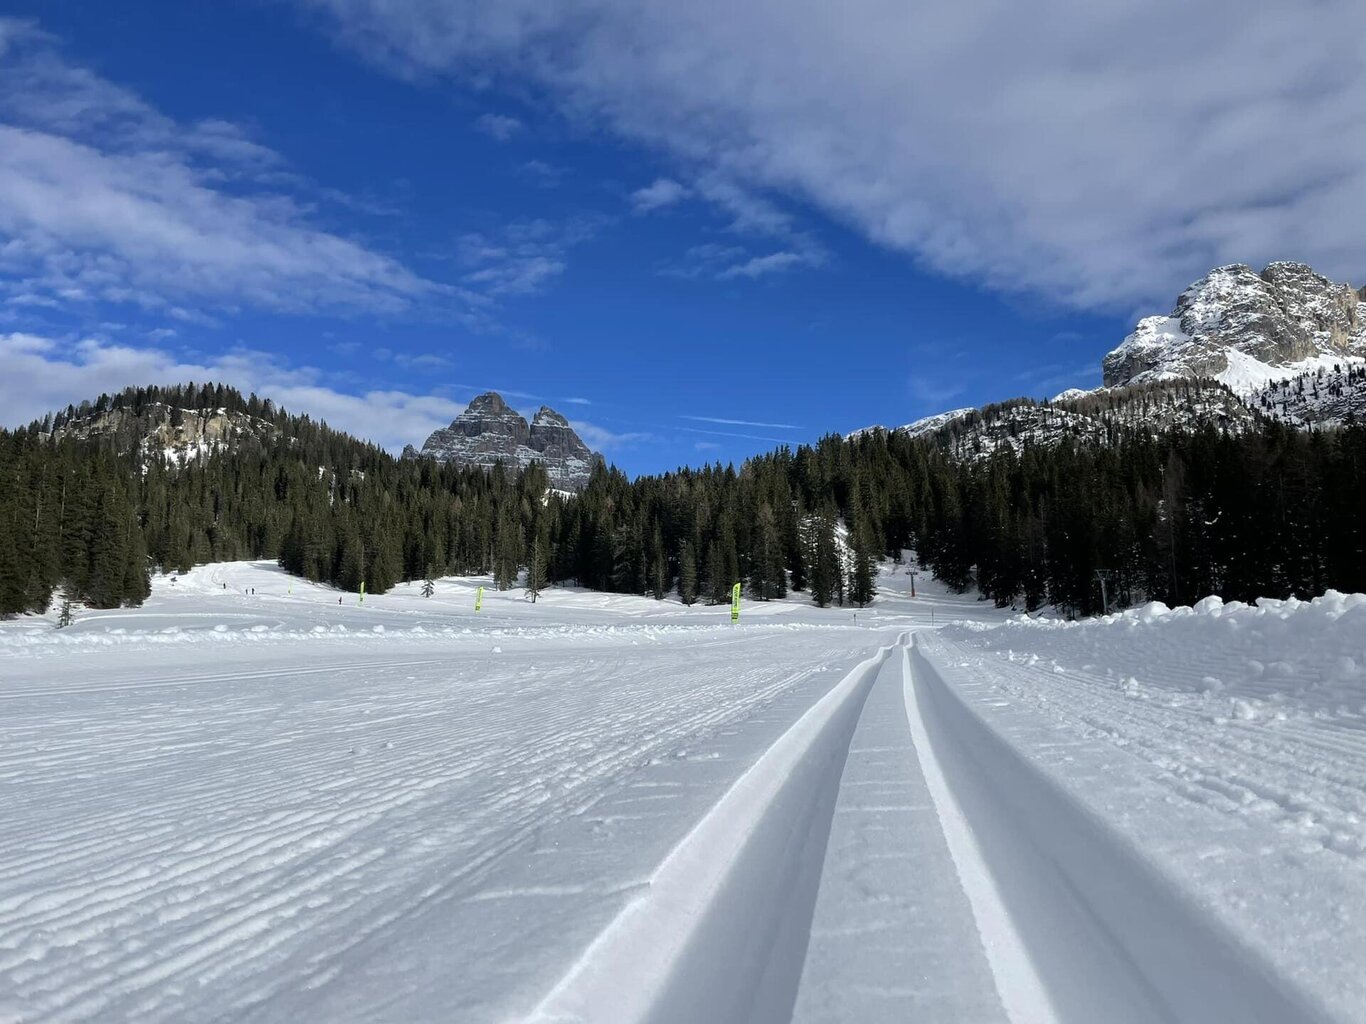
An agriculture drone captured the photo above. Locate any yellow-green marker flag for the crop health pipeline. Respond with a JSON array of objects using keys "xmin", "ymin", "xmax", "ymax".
[
  {"xmin": 730, "ymin": 582, "xmax": 741, "ymax": 623},
  {"xmin": 359, "ymin": 580, "xmax": 365, "ymax": 605},
  {"xmin": 475, "ymin": 586, "xmax": 485, "ymax": 612}
]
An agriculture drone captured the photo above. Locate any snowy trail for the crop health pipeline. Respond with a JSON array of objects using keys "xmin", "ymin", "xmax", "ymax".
[
  {"xmin": 792, "ymin": 643, "xmax": 1008, "ymax": 1023},
  {"xmin": 0, "ymin": 622, "xmax": 887, "ymax": 1022},
  {"xmin": 909, "ymin": 638, "xmax": 1334, "ymax": 1024},
  {"xmin": 539, "ymin": 628, "xmax": 1351, "ymax": 1024},
  {"xmin": 529, "ymin": 642, "xmax": 892, "ymax": 1024},
  {"xmin": 3, "ymin": 562, "xmax": 1362, "ymax": 1021}
]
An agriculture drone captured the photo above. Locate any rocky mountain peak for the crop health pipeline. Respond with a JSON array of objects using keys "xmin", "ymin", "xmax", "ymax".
[
  {"xmin": 531, "ymin": 406, "xmax": 570, "ymax": 428},
  {"xmin": 407, "ymin": 392, "xmax": 600, "ymax": 490},
  {"xmin": 1103, "ymin": 260, "xmax": 1366, "ymax": 392},
  {"xmin": 467, "ymin": 391, "xmax": 513, "ymax": 416}
]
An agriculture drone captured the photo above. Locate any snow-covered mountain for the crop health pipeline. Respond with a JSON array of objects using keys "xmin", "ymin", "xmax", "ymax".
[
  {"xmin": 857, "ymin": 261, "xmax": 1366, "ymax": 459},
  {"xmin": 1103, "ymin": 261, "xmax": 1366, "ymax": 393},
  {"xmin": 403, "ymin": 391, "xmax": 600, "ymax": 491},
  {"xmin": 911, "ymin": 380, "xmax": 1258, "ymax": 460}
]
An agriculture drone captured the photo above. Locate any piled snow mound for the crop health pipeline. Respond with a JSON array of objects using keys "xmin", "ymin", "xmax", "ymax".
[{"xmin": 971, "ymin": 589, "xmax": 1366, "ymax": 716}]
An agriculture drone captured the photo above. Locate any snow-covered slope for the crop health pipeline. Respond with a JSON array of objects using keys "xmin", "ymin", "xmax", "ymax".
[
  {"xmin": 403, "ymin": 392, "xmax": 600, "ymax": 491},
  {"xmin": 4, "ymin": 562, "xmax": 1363, "ymax": 1021},
  {"xmin": 910, "ymin": 380, "xmax": 1258, "ymax": 460}
]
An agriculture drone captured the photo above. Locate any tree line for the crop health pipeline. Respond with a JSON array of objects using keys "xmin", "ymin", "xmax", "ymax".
[{"xmin": 1, "ymin": 383, "xmax": 1364, "ymax": 618}]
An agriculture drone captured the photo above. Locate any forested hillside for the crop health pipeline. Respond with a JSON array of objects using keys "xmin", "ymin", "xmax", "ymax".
[{"xmin": 2, "ymin": 384, "xmax": 1364, "ymax": 618}]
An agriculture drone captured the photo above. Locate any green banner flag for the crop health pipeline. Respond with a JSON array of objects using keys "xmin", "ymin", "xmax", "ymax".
[
  {"xmin": 475, "ymin": 586, "xmax": 484, "ymax": 612},
  {"xmin": 359, "ymin": 580, "xmax": 365, "ymax": 605},
  {"xmin": 730, "ymin": 581, "xmax": 741, "ymax": 623}
]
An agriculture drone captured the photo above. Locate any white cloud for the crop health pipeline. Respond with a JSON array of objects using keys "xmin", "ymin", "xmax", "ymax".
[
  {"xmin": 683, "ymin": 415, "xmax": 800, "ymax": 429},
  {"xmin": 457, "ymin": 216, "xmax": 601, "ymax": 296},
  {"xmin": 474, "ymin": 112, "xmax": 523, "ymax": 141},
  {"xmin": 716, "ymin": 250, "xmax": 819, "ymax": 280},
  {"xmin": 631, "ymin": 177, "xmax": 689, "ymax": 212},
  {"xmin": 0, "ymin": 20, "xmax": 441, "ymax": 316},
  {"xmin": 304, "ymin": 0, "xmax": 1366, "ymax": 311},
  {"xmin": 680, "ymin": 425, "xmax": 795, "ymax": 444},
  {"xmin": 568, "ymin": 419, "xmax": 654, "ymax": 450},
  {"xmin": 517, "ymin": 159, "xmax": 569, "ymax": 188},
  {"xmin": 0, "ymin": 331, "xmax": 463, "ymax": 452},
  {"xmin": 908, "ymin": 376, "xmax": 967, "ymax": 408},
  {"xmin": 660, "ymin": 240, "xmax": 818, "ymax": 281}
]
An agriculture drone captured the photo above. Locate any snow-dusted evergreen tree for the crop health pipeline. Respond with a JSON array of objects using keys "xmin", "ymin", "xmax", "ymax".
[
  {"xmin": 526, "ymin": 535, "xmax": 548, "ymax": 602},
  {"xmin": 848, "ymin": 516, "xmax": 878, "ymax": 608},
  {"xmin": 807, "ymin": 504, "xmax": 842, "ymax": 608}
]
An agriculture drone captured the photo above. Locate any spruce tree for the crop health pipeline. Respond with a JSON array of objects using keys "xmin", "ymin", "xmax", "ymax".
[
  {"xmin": 678, "ymin": 541, "xmax": 698, "ymax": 606},
  {"xmin": 849, "ymin": 516, "xmax": 878, "ymax": 608},
  {"xmin": 527, "ymin": 534, "xmax": 548, "ymax": 602}
]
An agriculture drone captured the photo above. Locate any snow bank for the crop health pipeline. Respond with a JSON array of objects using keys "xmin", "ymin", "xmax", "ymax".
[{"xmin": 970, "ymin": 589, "xmax": 1366, "ymax": 717}]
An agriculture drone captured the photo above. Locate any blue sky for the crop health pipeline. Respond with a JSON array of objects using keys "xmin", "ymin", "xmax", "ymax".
[{"xmin": 3, "ymin": 1, "xmax": 1363, "ymax": 474}]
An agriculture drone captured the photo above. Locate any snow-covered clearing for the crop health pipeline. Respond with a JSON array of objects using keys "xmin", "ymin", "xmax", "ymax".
[{"xmin": 2, "ymin": 562, "xmax": 1364, "ymax": 1022}]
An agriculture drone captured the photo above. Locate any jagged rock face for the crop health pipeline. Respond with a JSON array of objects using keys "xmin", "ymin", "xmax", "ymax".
[
  {"xmin": 410, "ymin": 392, "xmax": 599, "ymax": 490},
  {"xmin": 47, "ymin": 404, "xmax": 273, "ymax": 464},
  {"xmin": 1103, "ymin": 262, "xmax": 1366, "ymax": 391}
]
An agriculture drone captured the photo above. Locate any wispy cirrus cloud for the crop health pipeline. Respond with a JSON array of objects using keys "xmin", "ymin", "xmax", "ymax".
[
  {"xmin": 660, "ymin": 240, "xmax": 820, "ymax": 282},
  {"xmin": 716, "ymin": 250, "xmax": 822, "ymax": 280},
  {"xmin": 907, "ymin": 375, "xmax": 968, "ymax": 408},
  {"xmin": 630, "ymin": 177, "xmax": 689, "ymax": 213},
  {"xmin": 304, "ymin": 0, "xmax": 1366, "ymax": 312},
  {"xmin": 682, "ymin": 414, "xmax": 801, "ymax": 429},
  {"xmin": 569, "ymin": 419, "xmax": 655, "ymax": 450},
  {"xmin": 474, "ymin": 112, "xmax": 523, "ymax": 141},
  {"xmin": 0, "ymin": 18, "xmax": 445, "ymax": 319},
  {"xmin": 517, "ymin": 159, "xmax": 570, "ymax": 188},
  {"xmin": 680, "ymin": 425, "xmax": 797, "ymax": 444},
  {"xmin": 457, "ymin": 216, "xmax": 603, "ymax": 296}
]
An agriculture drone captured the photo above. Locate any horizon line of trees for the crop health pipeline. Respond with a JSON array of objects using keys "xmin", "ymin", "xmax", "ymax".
[{"xmin": 2, "ymin": 384, "xmax": 1364, "ymax": 619}]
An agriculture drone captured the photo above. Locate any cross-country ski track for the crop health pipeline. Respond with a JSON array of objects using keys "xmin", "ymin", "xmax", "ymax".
[{"xmin": 3, "ymin": 562, "xmax": 1364, "ymax": 1022}]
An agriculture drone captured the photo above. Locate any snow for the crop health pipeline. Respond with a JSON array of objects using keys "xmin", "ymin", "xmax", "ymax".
[
  {"xmin": 895, "ymin": 407, "xmax": 975, "ymax": 437},
  {"xmin": 1214, "ymin": 349, "xmax": 1365, "ymax": 396},
  {"xmin": 846, "ymin": 408, "xmax": 973, "ymax": 440},
  {"xmin": 3, "ymin": 561, "xmax": 1364, "ymax": 1022},
  {"xmin": 1051, "ymin": 387, "xmax": 1093, "ymax": 402}
]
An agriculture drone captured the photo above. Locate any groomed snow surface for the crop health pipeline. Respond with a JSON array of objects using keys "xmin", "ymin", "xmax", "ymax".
[{"xmin": 2, "ymin": 564, "xmax": 1364, "ymax": 1022}]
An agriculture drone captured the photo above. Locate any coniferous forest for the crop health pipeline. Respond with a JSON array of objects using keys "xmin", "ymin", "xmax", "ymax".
[{"xmin": 1, "ymin": 383, "xmax": 1364, "ymax": 618}]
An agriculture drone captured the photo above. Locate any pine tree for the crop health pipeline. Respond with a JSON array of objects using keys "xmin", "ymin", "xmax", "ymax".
[
  {"xmin": 848, "ymin": 515, "xmax": 878, "ymax": 608},
  {"xmin": 651, "ymin": 550, "xmax": 667, "ymax": 601},
  {"xmin": 704, "ymin": 540, "xmax": 726, "ymax": 605},
  {"xmin": 678, "ymin": 541, "xmax": 698, "ymax": 606},
  {"xmin": 527, "ymin": 534, "xmax": 548, "ymax": 602},
  {"xmin": 808, "ymin": 506, "xmax": 842, "ymax": 608}
]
